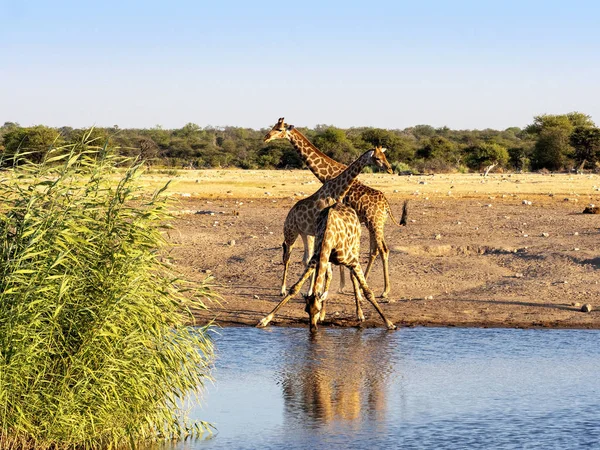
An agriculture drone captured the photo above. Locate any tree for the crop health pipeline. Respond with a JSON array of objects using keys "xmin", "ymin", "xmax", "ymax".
[
  {"xmin": 360, "ymin": 128, "xmax": 415, "ymax": 163},
  {"xmin": 2, "ymin": 125, "xmax": 63, "ymax": 164},
  {"xmin": 571, "ymin": 126, "xmax": 600, "ymax": 168},
  {"xmin": 533, "ymin": 127, "xmax": 574, "ymax": 170},
  {"xmin": 526, "ymin": 112, "xmax": 594, "ymax": 170},
  {"xmin": 466, "ymin": 142, "xmax": 509, "ymax": 174},
  {"xmin": 417, "ymin": 136, "xmax": 460, "ymax": 162},
  {"xmin": 313, "ymin": 127, "xmax": 358, "ymax": 165},
  {"xmin": 410, "ymin": 124, "xmax": 436, "ymax": 139}
]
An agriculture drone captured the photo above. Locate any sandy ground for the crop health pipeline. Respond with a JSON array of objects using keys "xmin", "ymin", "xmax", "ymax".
[{"xmin": 158, "ymin": 170, "xmax": 600, "ymax": 329}]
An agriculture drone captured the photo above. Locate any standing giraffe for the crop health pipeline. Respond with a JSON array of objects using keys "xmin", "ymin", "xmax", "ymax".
[
  {"xmin": 257, "ymin": 148, "xmax": 397, "ymax": 330},
  {"xmin": 264, "ymin": 117, "xmax": 408, "ymax": 298},
  {"xmin": 257, "ymin": 203, "xmax": 396, "ymax": 332},
  {"xmin": 280, "ymin": 146, "xmax": 392, "ymax": 298},
  {"xmin": 305, "ymin": 203, "xmax": 396, "ymax": 332}
]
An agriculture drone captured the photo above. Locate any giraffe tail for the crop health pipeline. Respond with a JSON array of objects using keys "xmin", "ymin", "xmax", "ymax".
[{"xmin": 387, "ymin": 199, "xmax": 409, "ymax": 227}]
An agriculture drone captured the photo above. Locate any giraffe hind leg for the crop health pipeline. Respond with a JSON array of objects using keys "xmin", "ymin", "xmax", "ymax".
[
  {"xmin": 377, "ymin": 238, "xmax": 391, "ymax": 299},
  {"xmin": 350, "ymin": 264, "xmax": 396, "ymax": 330},
  {"xmin": 338, "ymin": 266, "xmax": 346, "ymax": 293},
  {"xmin": 350, "ymin": 272, "xmax": 365, "ymax": 322},
  {"xmin": 363, "ymin": 231, "xmax": 378, "ymax": 280}
]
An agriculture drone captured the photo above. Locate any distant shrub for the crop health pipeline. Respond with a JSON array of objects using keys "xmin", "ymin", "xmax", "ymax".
[
  {"xmin": 392, "ymin": 161, "xmax": 417, "ymax": 175},
  {"xmin": 414, "ymin": 158, "xmax": 458, "ymax": 174},
  {"xmin": 0, "ymin": 138, "xmax": 215, "ymax": 449}
]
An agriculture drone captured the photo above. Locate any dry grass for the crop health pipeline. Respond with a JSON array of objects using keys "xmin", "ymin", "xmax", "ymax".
[{"xmin": 141, "ymin": 169, "xmax": 600, "ymax": 205}]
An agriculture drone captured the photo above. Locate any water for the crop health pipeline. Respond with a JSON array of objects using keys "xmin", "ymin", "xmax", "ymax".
[{"xmin": 175, "ymin": 327, "xmax": 600, "ymax": 449}]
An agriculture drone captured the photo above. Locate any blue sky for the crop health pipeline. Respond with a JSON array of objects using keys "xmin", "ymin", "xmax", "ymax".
[{"xmin": 1, "ymin": 0, "xmax": 599, "ymax": 130}]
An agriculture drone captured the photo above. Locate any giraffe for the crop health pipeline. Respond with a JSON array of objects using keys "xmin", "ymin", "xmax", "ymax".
[
  {"xmin": 264, "ymin": 117, "xmax": 408, "ymax": 298},
  {"xmin": 257, "ymin": 148, "xmax": 397, "ymax": 330},
  {"xmin": 280, "ymin": 146, "xmax": 392, "ymax": 298},
  {"xmin": 305, "ymin": 203, "xmax": 396, "ymax": 332},
  {"xmin": 257, "ymin": 203, "xmax": 396, "ymax": 332}
]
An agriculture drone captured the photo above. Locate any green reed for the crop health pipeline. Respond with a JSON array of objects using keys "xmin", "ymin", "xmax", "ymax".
[{"xmin": 0, "ymin": 134, "xmax": 214, "ymax": 449}]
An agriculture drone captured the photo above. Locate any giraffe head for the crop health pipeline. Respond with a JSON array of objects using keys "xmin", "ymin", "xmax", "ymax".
[
  {"xmin": 304, "ymin": 293, "xmax": 323, "ymax": 333},
  {"xmin": 264, "ymin": 117, "xmax": 295, "ymax": 143},
  {"xmin": 369, "ymin": 146, "xmax": 394, "ymax": 174}
]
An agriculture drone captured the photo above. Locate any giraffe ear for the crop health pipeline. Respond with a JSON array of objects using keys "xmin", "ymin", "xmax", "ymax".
[
  {"xmin": 278, "ymin": 117, "xmax": 285, "ymax": 124},
  {"xmin": 381, "ymin": 147, "xmax": 387, "ymax": 153},
  {"xmin": 287, "ymin": 124, "xmax": 295, "ymax": 131}
]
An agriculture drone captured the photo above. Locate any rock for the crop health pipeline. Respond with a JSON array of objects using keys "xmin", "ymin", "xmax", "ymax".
[
  {"xmin": 541, "ymin": 232, "xmax": 549, "ymax": 237},
  {"xmin": 228, "ymin": 239, "xmax": 236, "ymax": 246},
  {"xmin": 253, "ymin": 294, "xmax": 260, "ymax": 300},
  {"xmin": 581, "ymin": 304, "xmax": 593, "ymax": 313},
  {"xmin": 583, "ymin": 205, "xmax": 600, "ymax": 214},
  {"xmin": 522, "ymin": 200, "xmax": 532, "ymax": 205},
  {"xmin": 435, "ymin": 234, "xmax": 442, "ymax": 240},
  {"xmin": 572, "ymin": 302, "xmax": 581, "ymax": 307},
  {"xmin": 515, "ymin": 273, "xmax": 524, "ymax": 278},
  {"xmin": 574, "ymin": 232, "xmax": 579, "ymax": 236},
  {"xmin": 203, "ymin": 269, "xmax": 212, "ymax": 275}
]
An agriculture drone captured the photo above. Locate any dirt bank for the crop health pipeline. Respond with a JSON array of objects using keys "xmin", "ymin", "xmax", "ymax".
[{"xmin": 167, "ymin": 187, "xmax": 600, "ymax": 329}]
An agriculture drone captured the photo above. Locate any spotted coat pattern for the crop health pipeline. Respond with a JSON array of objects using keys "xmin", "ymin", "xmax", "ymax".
[
  {"xmin": 280, "ymin": 147, "xmax": 392, "ymax": 297},
  {"xmin": 265, "ymin": 117, "xmax": 408, "ymax": 298}
]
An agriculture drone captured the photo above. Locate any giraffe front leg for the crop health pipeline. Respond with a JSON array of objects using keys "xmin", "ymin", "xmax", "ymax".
[
  {"xmin": 258, "ymin": 266, "xmax": 315, "ymax": 328},
  {"xmin": 319, "ymin": 264, "xmax": 333, "ymax": 322},
  {"xmin": 350, "ymin": 264, "xmax": 396, "ymax": 330},
  {"xmin": 350, "ymin": 272, "xmax": 365, "ymax": 322},
  {"xmin": 281, "ymin": 241, "xmax": 293, "ymax": 296},
  {"xmin": 303, "ymin": 234, "xmax": 316, "ymax": 297}
]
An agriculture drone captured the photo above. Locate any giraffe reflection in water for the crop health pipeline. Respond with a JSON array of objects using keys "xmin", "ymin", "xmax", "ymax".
[{"xmin": 279, "ymin": 329, "xmax": 396, "ymax": 427}]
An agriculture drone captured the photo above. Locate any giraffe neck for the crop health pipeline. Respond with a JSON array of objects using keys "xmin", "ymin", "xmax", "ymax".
[
  {"xmin": 320, "ymin": 150, "xmax": 373, "ymax": 202},
  {"xmin": 288, "ymin": 129, "xmax": 346, "ymax": 182}
]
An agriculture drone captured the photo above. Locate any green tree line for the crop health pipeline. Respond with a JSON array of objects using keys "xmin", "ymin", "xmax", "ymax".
[{"xmin": 1, "ymin": 112, "xmax": 599, "ymax": 173}]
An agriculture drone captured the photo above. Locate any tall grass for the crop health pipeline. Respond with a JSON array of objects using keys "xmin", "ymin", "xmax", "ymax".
[{"xmin": 0, "ymin": 135, "xmax": 214, "ymax": 449}]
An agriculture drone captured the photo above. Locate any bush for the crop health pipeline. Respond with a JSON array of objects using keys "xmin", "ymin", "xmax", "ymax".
[
  {"xmin": 0, "ymin": 139, "xmax": 214, "ymax": 449},
  {"xmin": 391, "ymin": 161, "xmax": 417, "ymax": 175}
]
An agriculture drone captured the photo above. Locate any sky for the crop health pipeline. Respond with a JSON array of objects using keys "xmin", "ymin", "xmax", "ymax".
[{"xmin": 1, "ymin": 0, "xmax": 599, "ymax": 131}]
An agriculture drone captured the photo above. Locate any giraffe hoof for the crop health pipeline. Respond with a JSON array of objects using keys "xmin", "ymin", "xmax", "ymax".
[
  {"xmin": 358, "ymin": 314, "xmax": 365, "ymax": 322},
  {"xmin": 387, "ymin": 323, "xmax": 397, "ymax": 330},
  {"xmin": 256, "ymin": 318, "xmax": 270, "ymax": 328},
  {"xmin": 380, "ymin": 292, "xmax": 389, "ymax": 299}
]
